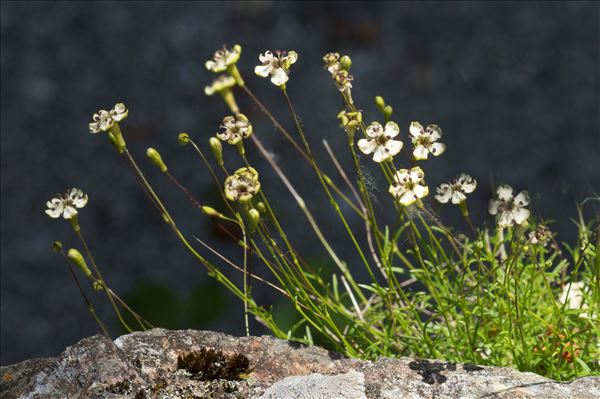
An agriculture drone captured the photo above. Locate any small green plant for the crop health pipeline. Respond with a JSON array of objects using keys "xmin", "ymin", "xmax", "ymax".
[{"xmin": 47, "ymin": 44, "xmax": 599, "ymax": 381}]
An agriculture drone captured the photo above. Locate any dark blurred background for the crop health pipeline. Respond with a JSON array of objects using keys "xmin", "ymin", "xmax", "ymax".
[{"xmin": 1, "ymin": 1, "xmax": 598, "ymax": 365}]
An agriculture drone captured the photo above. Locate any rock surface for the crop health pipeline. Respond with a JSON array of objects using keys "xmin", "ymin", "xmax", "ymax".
[{"xmin": 1, "ymin": 329, "xmax": 598, "ymax": 398}]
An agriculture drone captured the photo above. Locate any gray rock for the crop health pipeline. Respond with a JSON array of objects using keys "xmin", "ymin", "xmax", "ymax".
[{"xmin": 1, "ymin": 329, "xmax": 598, "ymax": 398}]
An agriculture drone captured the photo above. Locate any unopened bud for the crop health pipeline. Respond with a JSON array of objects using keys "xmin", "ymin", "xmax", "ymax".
[
  {"xmin": 340, "ymin": 55, "xmax": 352, "ymax": 70},
  {"xmin": 248, "ymin": 208, "xmax": 260, "ymax": 233},
  {"xmin": 383, "ymin": 105, "xmax": 393, "ymax": 121},
  {"xmin": 209, "ymin": 137, "xmax": 224, "ymax": 167},
  {"xmin": 51, "ymin": 241, "xmax": 63, "ymax": 253},
  {"xmin": 256, "ymin": 201, "xmax": 267, "ymax": 214},
  {"xmin": 92, "ymin": 281, "xmax": 104, "ymax": 291},
  {"xmin": 67, "ymin": 248, "xmax": 92, "ymax": 278},
  {"xmin": 201, "ymin": 206, "xmax": 222, "ymax": 217},
  {"xmin": 178, "ymin": 132, "xmax": 190, "ymax": 146},
  {"xmin": 375, "ymin": 96, "xmax": 385, "ymax": 109},
  {"xmin": 146, "ymin": 147, "xmax": 167, "ymax": 172}
]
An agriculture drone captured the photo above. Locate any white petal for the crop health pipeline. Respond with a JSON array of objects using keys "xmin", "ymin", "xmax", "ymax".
[
  {"xmin": 413, "ymin": 145, "xmax": 428, "ymax": 160},
  {"xmin": 394, "ymin": 169, "xmax": 410, "ymax": 184},
  {"xmin": 498, "ymin": 211, "xmax": 514, "ymax": 227},
  {"xmin": 384, "ymin": 121, "xmax": 400, "ymax": 138},
  {"xmin": 514, "ymin": 191, "xmax": 530, "ymax": 206},
  {"xmin": 384, "ymin": 140, "xmax": 403, "ymax": 156},
  {"xmin": 427, "ymin": 125, "xmax": 442, "ymax": 141},
  {"xmin": 408, "ymin": 166, "xmax": 425, "ymax": 183},
  {"xmin": 366, "ymin": 122, "xmax": 383, "ymax": 138},
  {"xmin": 460, "ymin": 174, "xmax": 477, "ymax": 193},
  {"xmin": 513, "ymin": 207, "xmax": 530, "ymax": 225},
  {"xmin": 372, "ymin": 146, "xmax": 390, "ymax": 163},
  {"xmin": 254, "ymin": 64, "xmax": 273, "ymax": 78},
  {"xmin": 413, "ymin": 184, "xmax": 429, "ymax": 199},
  {"xmin": 259, "ymin": 51, "xmax": 274, "ymax": 63},
  {"xmin": 45, "ymin": 202, "xmax": 63, "ymax": 218},
  {"xmin": 451, "ymin": 191, "xmax": 466, "ymax": 204},
  {"xmin": 89, "ymin": 122, "xmax": 101, "ymax": 134},
  {"xmin": 389, "ymin": 184, "xmax": 403, "ymax": 198},
  {"xmin": 73, "ymin": 194, "xmax": 88, "ymax": 208},
  {"xmin": 357, "ymin": 138, "xmax": 377, "ymax": 155},
  {"xmin": 62, "ymin": 206, "xmax": 77, "ymax": 220},
  {"xmin": 400, "ymin": 191, "xmax": 417, "ymax": 206},
  {"xmin": 497, "ymin": 185, "xmax": 514, "ymax": 201},
  {"xmin": 428, "ymin": 142, "xmax": 446, "ymax": 156},
  {"xmin": 409, "ymin": 121, "xmax": 424, "ymax": 137},
  {"xmin": 435, "ymin": 190, "xmax": 452, "ymax": 203},
  {"xmin": 287, "ymin": 51, "xmax": 298, "ymax": 64},
  {"xmin": 488, "ymin": 199, "xmax": 499, "ymax": 215},
  {"xmin": 270, "ymin": 68, "xmax": 289, "ymax": 86}
]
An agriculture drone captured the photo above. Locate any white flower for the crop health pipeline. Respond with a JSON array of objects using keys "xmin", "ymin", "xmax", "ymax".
[
  {"xmin": 323, "ymin": 52, "xmax": 341, "ymax": 75},
  {"xmin": 488, "ymin": 185, "xmax": 530, "ymax": 227},
  {"xmin": 409, "ymin": 122, "xmax": 446, "ymax": 160},
  {"xmin": 224, "ymin": 167, "xmax": 261, "ymax": 202},
  {"xmin": 435, "ymin": 174, "xmax": 477, "ymax": 204},
  {"xmin": 357, "ymin": 121, "xmax": 403, "ymax": 163},
  {"xmin": 205, "ymin": 44, "xmax": 242, "ymax": 73},
  {"xmin": 254, "ymin": 50, "xmax": 298, "ymax": 86},
  {"xmin": 528, "ymin": 225, "xmax": 552, "ymax": 246},
  {"xmin": 89, "ymin": 103, "xmax": 128, "ymax": 134},
  {"xmin": 217, "ymin": 114, "xmax": 253, "ymax": 145},
  {"xmin": 204, "ymin": 75, "xmax": 236, "ymax": 96},
  {"xmin": 45, "ymin": 188, "xmax": 88, "ymax": 219},
  {"xmin": 89, "ymin": 109, "xmax": 113, "ymax": 133},
  {"xmin": 389, "ymin": 166, "xmax": 429, "ymax": 206},
  {"xmin": 110, "ymin": 102, "xmax": 128, "ymax": 122}
]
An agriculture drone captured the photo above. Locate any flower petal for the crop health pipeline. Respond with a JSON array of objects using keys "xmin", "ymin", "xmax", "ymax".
[
  {"xmin": 372, "ymin": 146, "xmax": 390, "ymax": 163},
  {"xmin": 366, "ymin": 122, "xmax": 383, "ymax": 138},
  {"xmin": 498, "ymin": 211, "xmax": 514, "ymax": 227},
  {"xmin": 409, "ymin": 121, "xmax": 424, "ymax": 137},
  {"xmin": 488, "ymin": 199, "xmax": 499, "ymax": 215},
  {"xmin": 428, "ymin": 142, "xmax": 446, "ymax": 156},
  {"xmin": 413, "ymin": 145, "xmax": 428, "ymax": 160},
  {"xmin": 435, "ymin": 187, "xmax": 452, "ymax": 203},
  {"xmin": 451, "ymin": 191, "xmax": 466, "ymax": 204},
  {"xmin": 255, "ymin": 64, "xmax": 273, "ymax": 78},
  {"xmin": 394, "ymin": 169, "xmax": 410, "ymax": 184},
  {"xmin": 62, "ymin": 206, "xmax": 77, "ymax": 220},
  {"xmin": 497, "ymin": 185, "xmax": 514, "ymax": 201},
  {"xmin": 514, "ymin": 191, "xmax": 530, "ymax": 206},
  {"xmin": 287, "ymin": 51, "xmax": 298, "ymax": 64},
  {"xmin": 399, "ymin": 191, "xmax": 417, "ymax": 206},
  {"xmin": 270, "ymin": 68, "xmax": 289, "ymax": 86},
  {"xmin": 259, "ymin": 51, "xmax": 274, "ymax": 63},
  {"xmin": 413, "ymin": 184, "xmax": 429, "ymax": 199},
  {"xmin": 427, "ymin": 124, "xmax": 442, "ymax": 141},
  {"xmin": 357, "ymin": 138, "xmax": 377, "ymax": 155},
  {"xmin": 384, "ymin": 140, "xmax": 403, "ymax": 156},
  {"xmin": 384, "ymin": 121, "xmax": 400, "ymax": 138},
  {"xmin": 459, "ymin": 174, "xmax": 477, "ymax": 193},
  {"xmin": 513, "ymin": 207, "xmax": 530, "ymax": 225},
  {"xmin": 408, "ymin": 166, "xmax": 425, "ymax": 183}
]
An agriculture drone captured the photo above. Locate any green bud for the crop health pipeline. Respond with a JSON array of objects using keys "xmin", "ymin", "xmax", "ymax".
[
  {"xmin": 383, "ymin": 105, "xmax": 393, "ymax": 121},
  {"xmin": 248, "ymin": 208, "xmax": 260, "ymax": 233},
  {"xmin": 201, "ymin": 206, "xmax": 222, "ymax": 217},
  {"xmin": 146, "ymin": 147, "xmax": 168, "ymax": 172},
  {"xmin": 67, "ymin": 248, "xmax": 92, "ymax": 278},
  {"xmin": 209, "ymin": 137, "xmax": 224, "ymax": 167},
  {"xmin": 108, "ymin": 132, "xmax": 124, "ymax": 154},
  {"xmin": 178, "ymin": 132, "xmax": 190, "ymax": 146},
  {"xmin": 92, "ymin": 281, "xmax": 104, "ymax": 291},
  {"xmin": 51, "ymin": 241, "xmax": 63, "ymax": 253},
  {"xmin": 340, "ymin": 55, "xmax": 352, "ymax": 70},
  {"xmin": 256, "ymin": 201, "xmax": 267, "ymax": 214},
  {"xmin": 375, "ymin": 96, "xmax": 385, "ymax": 109}
]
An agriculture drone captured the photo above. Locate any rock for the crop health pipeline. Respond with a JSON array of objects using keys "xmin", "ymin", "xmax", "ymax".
[{"xmin": 1, "ymin": 329, "xmax": 598, "ymax": 398}]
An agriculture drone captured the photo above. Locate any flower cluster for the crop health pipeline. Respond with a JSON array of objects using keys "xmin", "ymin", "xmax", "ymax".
[
  {"xmin": 217, "ymin": 114, "xmax": 253, "ymax": 145},
  {"xmin": 389, "ymin": 167, "xmax": 429, "ymax": 206},
  {"xmin": 254, "ymin": 50, "xmax": 298, "ymax": 87},
  {"xmin": 357, "ymin": 121, "xmax": 403, "ymax": 163},
  {"xmin": 45, "ymin": 188, "xmax": 88, "ymax": 219},
  {"xmin": 205, "ymin": 44, "xmax": 242, "ymax": 73},
  {"xmin": 337, "ymin": 110, "xmax": 362, "ymax": 134},
  {"xmin": 224, "ymin": 167, "xmax": 261, "ymax": 203},
  {"xmin": 89, "ymin": 103, "xmax": 128, "ymax": 134},
  {"xmin": 435, "ymin": 174, "xmax": 477, "ymax": 205},
  {"xmin": 488, "ymin": 185, "xmax": 530, "ymax": 227}
]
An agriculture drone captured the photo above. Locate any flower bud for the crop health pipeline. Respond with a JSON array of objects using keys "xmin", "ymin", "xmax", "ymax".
[
  {"xmin": 340, "ymin": 55, "xmax": 352, "ymax": 70},
  {"xmin": 375, "ymin": 96, "xmax": 385, "ymax": 109},
  {"xmin": 201, "ymin": 206, "xmax": 222, "ymax": 217},
  {"xmin": 383, "ymin": 105, "xmax": 393, "ymax": 121},
  {"xmin": 92, "ymin": 281, "xmax": 104, "ymax": 291},
  {"xmin": 51, "ymin": 241, "xmax": 63, "ymax": 253},
  {"xmin": 146, "ymin": 147, "xmax": 168, "ymax": 172},
  {"xmin": 67, "ymin": 248, "xmax": 92, "ymax": 278},
  {"xmin": 256, "ymin": 201, "xmax": 267, "ymax": 214},
  {"xmin": 209, "ymin": 137, "xmax": 224, "ymax": 167},
  {"xmin": 247, "ymin": 208, "xmax": 260, "ymax": 233},
  {"xmin": 178, "ymin": 132, "xmax": 190, "ymax": 146}
]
